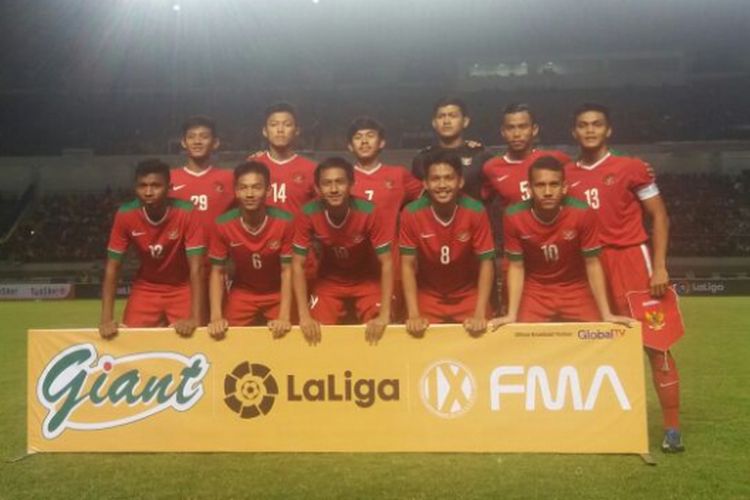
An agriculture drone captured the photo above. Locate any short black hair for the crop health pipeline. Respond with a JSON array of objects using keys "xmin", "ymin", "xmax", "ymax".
[
  {"xmin": 572, "ymin": 102, "xmax": 611, "ymax": 126},
  {"xmin": 528, "ymin": 155, "xmax": 565, "ymax": 182},
  {"xmin": 501, "ymin": 103, "xmax": 536, "ymax": 124},
  {"xmin": 264, "ymin": 102, "xmax": 298, "ymax": 123},
  {"xmin": 314, "ymin": 157, "xmax": 354, "ymax": 185},
  {"xmin": 347, "ymin": 116, "xmax": 386, "ymax": 142},
  {"xmin": 432, "ymin": 97, "xmax": 468, "ymax": 117},
  {"xmin": 181, "ymin": 115, "xmax": 217, "ymax": 137},
  {"xmin": 234, "ymin": 161, "xmax": 270, "ymax": 187},
  {"xmin": 424, "ymin": 150, "xmax": 464, "ymax": 178},
  {"xmin": 135, "ymin": 159, "xmax": 170, "ymax": 183}
]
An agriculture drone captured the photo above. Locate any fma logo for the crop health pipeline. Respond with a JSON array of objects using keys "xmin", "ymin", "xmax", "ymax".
[
  {"xmin": 224, "ymin": 362, "xmax": 278, "ymax": 419},
  {"xmin": 420, "ymin": 360, "xmax": 476, "ymax": 418}
]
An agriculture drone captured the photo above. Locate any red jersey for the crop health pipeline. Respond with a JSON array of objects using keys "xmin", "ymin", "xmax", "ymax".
[
  {"xmin": 399, "ymin": 196, "xmax": 496, "ymax": 295},
  {"xmin": 482, "ymin": 149, "xmax": 571, "ymax": 207},
  {"xmin": 352, "ymin": 163, "xmax": 423, "ymax": 225},
  {"xmin": 253, "ymin": 151, "xmax": 316, "ymax": 216},
  {"xmin": 503, "ymin": 197, "xmax": 601, "ymax": 286},
  {"xmin": 565, "ymin": 151, "xmax": 659, "ymax": 247},
  {"xmin": 293, "ymin": 198, "xmax": 394, "ymax": 286},
  {"xmin": 107, "ymin": 198, "xmax": 205, "ymax": 286},
  {"xmin": 169, "ymin": 166, "xmax": 235, "ymax": 226},
  {"xmin": 209, "ymin": 207, "xmax": 294, "ymax": 294}
]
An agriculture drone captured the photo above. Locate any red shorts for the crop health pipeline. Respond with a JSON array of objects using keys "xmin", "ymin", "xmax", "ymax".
[
  {"xmin": 418, "ymin": 288, "xmax": 484, "ymax": 323},
  {"xmin": 309, "ymin": 280, "xmax": 383, "ymax": 324},
  {"xmin": 224, "ymin": 288, "xmax": 280, "ymax": 326},
  {"xmin": 599, "ymin": 244, "xmax": 652, "ymax": 316},
  {"xmin": 518, "ymin": 281, "xmax": 601, "ymax": 322},
  {"xmin": 123, "ymin": 282, "xmax": 192, "ymax": 327}
]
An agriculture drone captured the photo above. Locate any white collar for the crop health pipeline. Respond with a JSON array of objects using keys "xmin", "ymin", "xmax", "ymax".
[
  {"xmin": 182, "ymin": 165, "xmax": 213, "ymax": 177},
  {"xmin": 354, "ymin": 162, "xmax": 383, "ymax": 176},
  {"xmin": 430, "ymin": 205, "xmax": 457, "ymax": 227},
  {"xmin": 576, "ymin": 152, "xmax": 611, "ymax": 171}
]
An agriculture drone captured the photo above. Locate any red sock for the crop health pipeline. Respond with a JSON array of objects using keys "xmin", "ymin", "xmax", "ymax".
[{"xmin": 646, "ymin": 348, "xmax": 680, "ymax": 430}]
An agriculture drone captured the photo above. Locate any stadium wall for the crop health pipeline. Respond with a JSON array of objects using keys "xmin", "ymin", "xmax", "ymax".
[{"xmin": 1, "ymin": 142, "xmax": 749, "ymax": 192}]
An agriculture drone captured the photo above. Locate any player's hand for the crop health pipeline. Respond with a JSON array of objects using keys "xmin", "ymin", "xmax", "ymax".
[
  {"xmin": 365, "ymin": 317, "xmax": 388, "ymax": 345},
  {"xmin": 463, "ymin": 316, "xmax": 488, "ymax": 337},
  {"xmin": 650, "ymin": 267, "xmax": 669, "ymax": 297},
  {"xmin": 300, "ymin": 316, "xmax": 321, "ymax": 346},
  {"xmin": 268, "ymin": 318, "xmax": 292, "ymax": 339},
  {"xmin": 488, "ymin": 315, "xmax": 516, "ymax": 331},
  {"xmin": 98, "ymin": 320, "xmax": 119, "ymax": 340},
  {"xmin": 173, "ymin": 318, "xmax": 198, "ymax": 337},
  {"xmin": 405, "ymin": 316, "xmax": 429, "ymax": 338},
  {"xmin": 603, "ymin": 314, "xmax": 636, "ymax": 327},
  {"xmin": 208, "ymin": 318, "xmax": 229, "ymax": 340}
]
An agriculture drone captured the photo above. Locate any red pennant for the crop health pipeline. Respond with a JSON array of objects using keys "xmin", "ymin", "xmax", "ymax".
[{"xmin": 626, "ymin": 287, "xmax": 685, "ymax": 351}]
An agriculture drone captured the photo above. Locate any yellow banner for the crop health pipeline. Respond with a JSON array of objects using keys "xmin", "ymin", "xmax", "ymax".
[{"xmin": 28, "ymin": 324, "xmax": 648, "ymax": 454}]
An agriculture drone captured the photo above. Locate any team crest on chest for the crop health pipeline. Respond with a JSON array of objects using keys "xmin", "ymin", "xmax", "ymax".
[
  {"xmin": 293, "ymin": 173, "xmax": 305, "ymax": 184},
  {"xmin": 214, "ymin": 182, "xmax": 224, "ymax": 193},
  {"xmin": 562, "ymin": 230, "xmax": 577, "ymax": 241},
  {"xmin": 384, "ymin": 179, "xmax": 395, "ymax": 190},
  {"xmin": 267, "ymin": 239, "xmax": 281, "ymax": 250},
  {"xmin": 456, "ymin": 231, "xmax": 471, "ymax": 243},
  {"xmin": 352, "ymin": 233, "xmax": 365, "ymax": 244},
  {"xmin": 461, "ymin": 157, "xmax": 472, "ymax": 167},
  {"xmin": 168, "ymin": 229, "xmax": 180, "ymax": 240},
  {"xmin": 603, "ymin": 174, "xmax": 616, "ymax": 186}
]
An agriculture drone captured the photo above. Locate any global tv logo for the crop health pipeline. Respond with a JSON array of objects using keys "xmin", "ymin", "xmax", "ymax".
[
  {"xmin": 37, "ymin": 344, "xmax": 209, "ymax": 439},
  {"xmin": 420, "ymin": 360, "xmax": 476, "ymax": 418}
]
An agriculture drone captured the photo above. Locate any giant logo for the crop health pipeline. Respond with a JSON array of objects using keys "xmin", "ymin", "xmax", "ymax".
[
  {"xmin": 420, "ymin": 360, "xmax": 476, "ymax": 418},
  {"xmin": 37, "ymin": 344, "xmax": 209, "ymax": 439}
]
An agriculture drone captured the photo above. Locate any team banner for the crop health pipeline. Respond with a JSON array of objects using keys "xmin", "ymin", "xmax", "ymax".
[
  {"xmin": 627, "ymin": 287, "xmax": 685, "ymax": 351},
  {"xmin": 28, "ymin": 324, "xmax": 648, "ymax": 454}
]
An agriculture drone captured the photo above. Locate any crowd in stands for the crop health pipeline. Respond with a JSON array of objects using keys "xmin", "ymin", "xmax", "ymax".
[{"xmin": 1, "ymin": 172, "xmax": 748, "ymax": 264}]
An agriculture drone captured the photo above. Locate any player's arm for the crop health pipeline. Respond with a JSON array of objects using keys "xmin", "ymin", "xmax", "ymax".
[
  {"xmin": 364, "ymin": 249, "xmax": 393, "ymax": 345},
  {"xmin": 585, "ymin": 255, "xmax": 634, "ymax": 326},
  {"xmin": 292, "ymin": 252, "xmax": 321, "ymax": 345},
  {"xmin": 400, "ymin": 253, "xmax": 428, "ymax": 338},
  {"xmin": 464, "ymin": 258, "xmax": 493, "ymax": 337},
  {"xmin": 641, "ymin": 194, "xmax": 670, "ymax": 297},
  {"xmin": 269, "ymin": 260, "xmax": 293, "ymax": 339},
  {"xmin": 490, "ymin": 258, "xmax": 524, "ymax": 329},
  {"xmin": 207, "ymin": 263, "xmax": 229, "ymax": 340},
  {"xmin": 99, "ymin": 256, "xmax": 122, "ymax": 339},
  {"xmin": 173, "ymin": 252, "xmax": 203, "ymax": 337}
]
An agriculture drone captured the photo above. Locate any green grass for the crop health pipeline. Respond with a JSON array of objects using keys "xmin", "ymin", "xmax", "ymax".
[{"xmin": 1, "ymin": 298, "xmax": 749, "ymax": 499}]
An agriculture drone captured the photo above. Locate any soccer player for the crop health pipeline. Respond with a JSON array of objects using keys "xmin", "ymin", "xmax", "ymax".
[
  {"xmin": 399, "ymin": 151, "xmax": 496, "ymax": 337},
  {"xmin": 170, "ymin": 116, "xmax": 234, "ymax": 223},
  {"xmin": 565, "ymin": 102, "xmax": 684, "ymax": 453},
  {"xmin": 251, "ymin": 102, "xmax": 317, "ymax": 216},
  {"xmin": 99, "ymin": 159, "xmax": 205, "ymax": 339},
  {"xmin": 488, "ymin": 156, "xmax": 632, "ymax": 325},
  {"xmin": 411, "ymin": 97, "xmax": 491, "ymax": 200},
  {"xmin": 207, "ymin": 161, "xmax": 294, "ymax": 340},
  {"xmin": 292, "ymin": 157, "xmax": 394, "ymax": 345},
  {"xmin": 482, "ymin": 103, "xmax": 571, "ymax": 209}
]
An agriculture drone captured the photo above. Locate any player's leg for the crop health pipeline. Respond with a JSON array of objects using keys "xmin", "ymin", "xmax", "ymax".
[
  {"xmin": 163, "ymin": 284, "xmax": 194, "ymax": 325},
  {"xmin": 558, "ymin": 283, "xmax": 601, "ymax": 322},
  {"xmin": 123, "ymin": 284, "xmax": 168, "ymax": 327},
  {"xmin": 353, "ymin": 280, "xmax": 389, "ymax": 323},
  {"xmin": 224, "ymin": 289, "xmax": 263, "ymax": 326},
  {"xmin": 517, "ymin": 284, "xmax": 556, "ymax": 322},
  {"xmin": 602, "ymin": 245, "xmax": 683, "ymax": 451},
  {"xmin": 309, "ymin": 282, "xmax": 347, "ymax": 324},
  {"xmin": 416, "ymin": 289, "xmax": 447, "ymax": 323}
]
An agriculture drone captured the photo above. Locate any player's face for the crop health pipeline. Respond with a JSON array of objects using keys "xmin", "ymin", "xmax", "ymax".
[
  {"xmin": 235, "ymin": 172, "xmax": 269, "ymax": 212},
  {"xmin": 181, "ymin": 126, "xmax": 219, "ymax": 161},
  {"xmin": 262, "ymin": 112, "xmax": 299, "ymax": 150},
  {"xmin": 501, "ymin": 111, "xmax": 539, "ymax": 154},
  {"xmin": 135, "ymin": 174, "xmax": 169, "ymax": 207},
  {"xmin": 348, "ymin": 129, "xmax": 385, "ymax": 163},
  {"xmin": 572, "ymin": 111, "xmax": 611, "ymax": 150},
  {"xmin": 432, "ymin": 105, "xmax": 470, "ymax": 141},
  {"xmin": 424, "ymin": 163, "xmax": 464, "ymax": 206},
  {"xmin": 530, "ymin": 168, "xmax": 567, "ymax": 212},
  {"xmin": 316, "ymin": 167, "xmax": 352, "ymax": 208}
]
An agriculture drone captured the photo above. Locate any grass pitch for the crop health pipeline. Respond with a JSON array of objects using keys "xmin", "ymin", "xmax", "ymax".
[{"xmin": 1, "ymin": 298, "xmax": 749, "ymax": 499}]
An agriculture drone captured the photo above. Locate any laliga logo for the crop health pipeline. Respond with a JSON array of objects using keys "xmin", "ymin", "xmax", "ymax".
[
  {"xmin": 37, "ymin": 344, "xmax": 209, "ymax": 439},
  {"xmin": 420, "ymin": 360, "xmax": 476, "ymax": 418}
]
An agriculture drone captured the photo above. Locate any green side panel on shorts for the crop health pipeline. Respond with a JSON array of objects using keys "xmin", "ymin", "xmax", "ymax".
[
  {"xmin": 352, "ymin": 197, "xmax": 375, "ymax": 214},
  {"xmin": 399, "ymin": 246, "xmax": 416, "ymax": 256},
  {"xmin": 117, "ymin": 199, "xmax": 141, "ymax": 213},
  {"xmin": 505, "ymin": 200, "xmax": 532, "ymax": 216},
  {"xmin": 477, "ymin": 249, "xmax": 496, "ymax": 261},
  {"xmin": 186, "ymin": 246, "xmax": 206, "ymax": 256},
  {"xmin": 171, "ymin": 198, "xmax": 195, "ymax": 211},
  {"xmin": 582, "ymin": 247, "xmax": 602, "ymax": 257},
  {"xmin": 505, "ymin": 250, "xmax": 524, "ymax": 261},
  {"xmin": 302, "ymin": 200, "xmax": 324, "ymax": 215},
  {"xmin": 457, "ymin": 196, "xmax": 484, "ymax": 213},
  {"xmin": 293, "ymin": 244, "xmax": 308, "ymax": 256},
  {"xmin": 405, "ymin": 195, "xmax": 431, "ymax": 213},
  {"xmin": 107, "ymin": 249, "xmax": 124, "ymax": 261},
  {"xmin": 562, "ymin": 196, "xmax": 589, "ymax": 210},
  {"xmin": 268, "ymin": 206, "xmax": 293, "ymax": 221},
  {"xmin": 216, "ymin": 208, "xmax": 241, "ymax": 225}
]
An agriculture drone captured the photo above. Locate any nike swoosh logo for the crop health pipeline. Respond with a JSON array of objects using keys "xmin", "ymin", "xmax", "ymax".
[
  {"xmin": 131, "ymin": 231, "xmax": 146, "ymax": 237},
  {"xmin": 420, "ymin": 233, "xmax": 435, "ymax": 238},
  {"xmin": 230, "ymin": 242, "xmax": 243, "ymax": 247},
  {"xmin": 520, "ymin": 235, "xmax": 532, "ymax": 240},
  {"xmin": 570, "ymin": 181, "xmax": 582, "ymax": 188},
  {"xmin": 172, "ymin": 184, "xmax": 187, "ymax": 191},
  {"xmin": 496, "ymin": 175, "xmax": 509, "ymax": 182}
]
